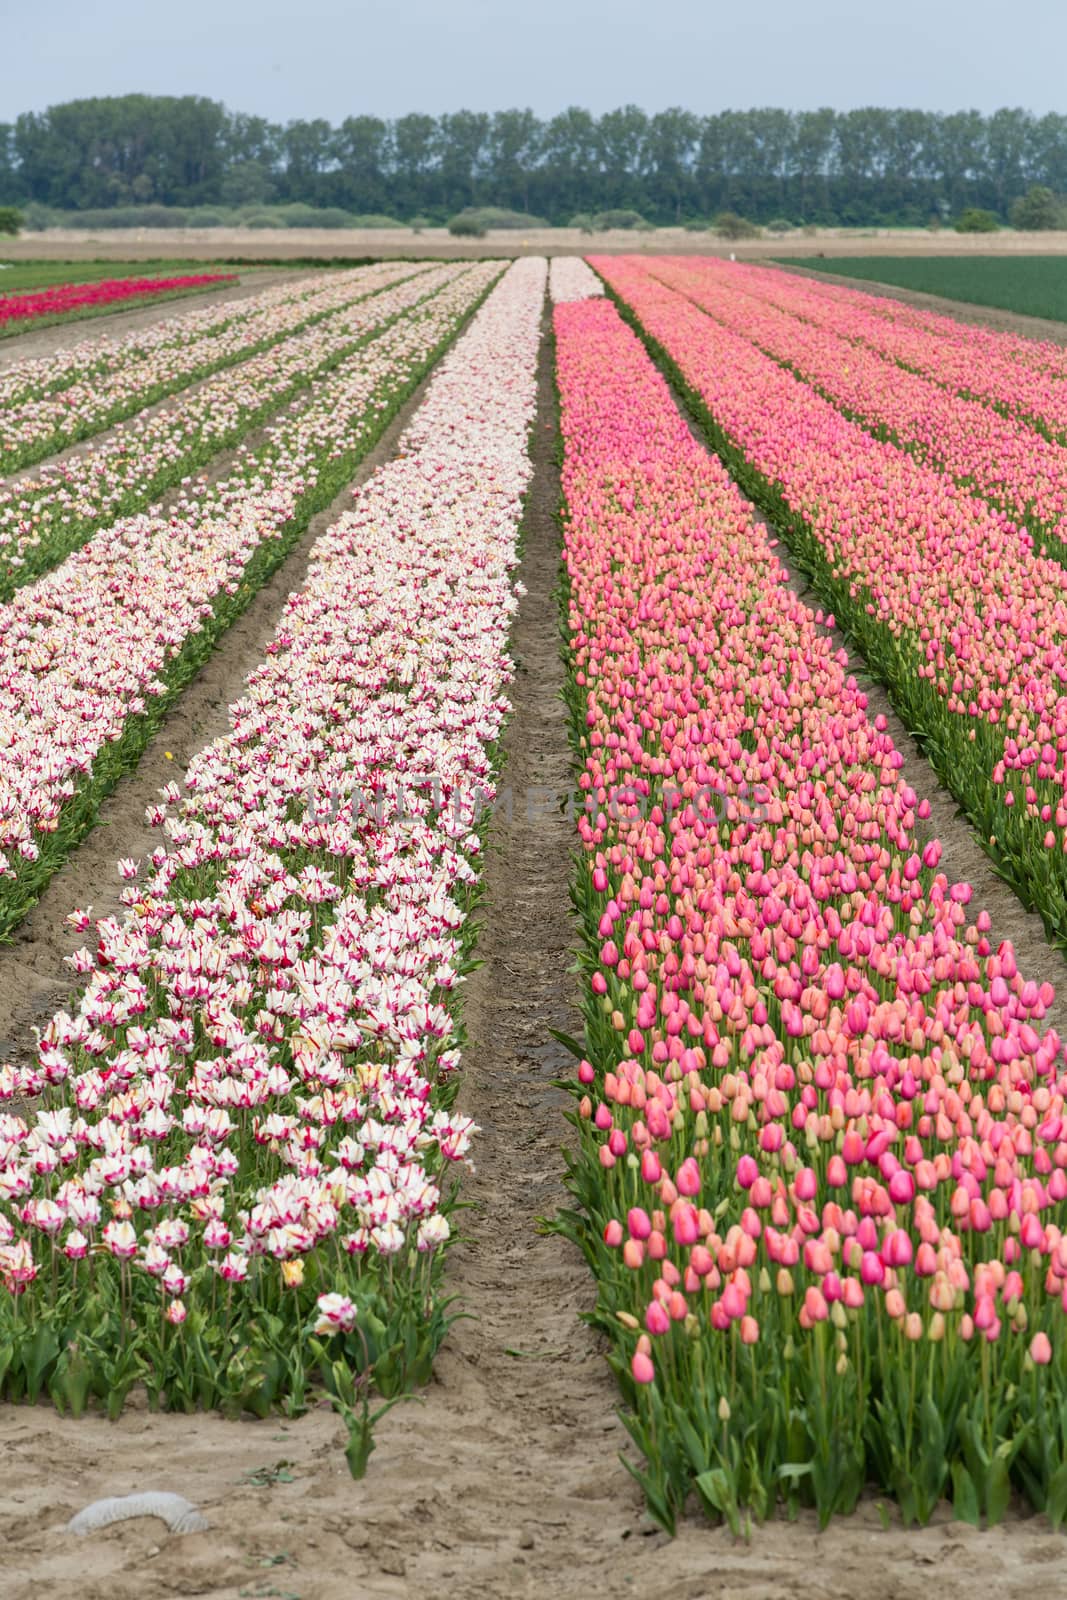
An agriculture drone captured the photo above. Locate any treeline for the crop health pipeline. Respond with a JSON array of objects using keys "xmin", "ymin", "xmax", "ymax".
[{"xmin": 4, "ymin": 96, "xmax": 1067, "ymax": 225}]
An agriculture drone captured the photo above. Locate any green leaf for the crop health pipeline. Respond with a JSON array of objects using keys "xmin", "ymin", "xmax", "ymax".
[
  {"xmin": 952, "ymin": 1462, "xmax": 980, "ymax": 1527},
  {"xmin": 1046, "ymin": 1462, "xmax": 1067, "ymax": 1531},
  {"xmin": 547, "ymin": 1028, "xmax": 588, "ymax": 1062},
  {"xmin": 985, "ymin": 1456, "xmax": 1011, "ymax": 1527},
  {"xmin": 24, "ymin": 1325, "xmax": 59, "ymax": 1403}
]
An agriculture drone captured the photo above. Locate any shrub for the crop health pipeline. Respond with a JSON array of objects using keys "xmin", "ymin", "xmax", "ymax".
[
  {"xmin": 1010, "ymin": 185, "xmax": 1065, "ymax": 230},
  {"xmin": 713, "ymin": 211, "xmax": 762, "ymax": 239},
  {"xmin": 447, "ymin": 213, "xmax": 487, "ymax": 237},
  {"xmin": 765, "ymin": 217, "xmax": 793, "ymax": 234},
  {"xmin": 20, "ymin": 202, "xmax": 54, "ymax": 231},
  {"xmin": 448, "ymin": 206, "xmax": 547, "ymax": 233},
  {"xmin": 349, "ymin": 213, "xmax": 405, "ymax": 229},
  {"xmin": 409, "ymin": 215, "xmax": 431, "ymax": 233},
  {"xmin": 0, "ymin": 207, "xmax": 22, "ymax": 236},
  {"xmin": 683, "ymin": 218, "xmax": 709, "ymax": 232},
  {"xmin": 592, "ymin": 209, "xmax": 648, "ymax": 230},
  {"xmin": 569, "ymin": 213, "xmax": 596, "ymax": 234},
  {"xmin": 953, "ymin": 207, "xmax": 999, "ymax": 233}
]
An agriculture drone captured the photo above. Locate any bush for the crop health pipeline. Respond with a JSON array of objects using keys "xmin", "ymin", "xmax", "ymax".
[
  {"xmin": 447, "ymin": 213, "xmax": 487, "ymax": 237},
  {"xmin": 765, "ymin": 218, "xmax": 793, "ymax": 234},
  {"xmin": 409, "ymin": 215, "xmax": 431, "ymax": 233},
  {"xmin": 0, "ymin": 207, "xmax": 22, "ymax": 236},
  {"xmin": 1010, "ymin": 185, "xmax": 1065, "ymax": 230},
  {"xmin": 349, "ymin": 214, "xmax": 405, "ymax": 229},
  {"xmin": 953, "ymin": 207, "xmax": 999, "ymax": 233},
  {"xmin": 683, "ymin": 218, "xmax": 709, "ymax": 232},
  {"xmin": 448, "ymin": 206, "xmax": 547, "ymax": 233},
  {"xmin": 592, "ymin": 209, "xmax": 648, "ymax": 230},
  {"xmin": 569, "ymin": 213, "xmax": 596, "ymax": 233},
  {"xmin": 713, "ymin": 211, "xmax": 762, "ymax": 239}
]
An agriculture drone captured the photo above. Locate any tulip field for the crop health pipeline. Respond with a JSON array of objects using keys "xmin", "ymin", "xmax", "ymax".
[
  {"xmin": 0, "ymin": 271, "xmax": 239, "ymax": 335},
  {"xmin": 5, "ymin": 246, "xmax": 1067, "ymax": 1570}
]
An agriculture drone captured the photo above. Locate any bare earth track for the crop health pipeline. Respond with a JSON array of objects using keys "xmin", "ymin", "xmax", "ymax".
[{"xmin": 2, "ymin": 290, "xmax": 1067, "ymax": 1598}]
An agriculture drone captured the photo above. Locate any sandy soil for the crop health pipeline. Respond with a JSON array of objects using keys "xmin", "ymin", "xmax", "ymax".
[
  {"xmin": 6, "ymin": 226, "xmax": 1067, "ymax": 265},
  {"xmin": 2, "ymin": 293, "xmax": 1067, "ymax": 1598},
  {"xmin": 0, "ymin": 268, "xmax": 313, "ymax": 371}
]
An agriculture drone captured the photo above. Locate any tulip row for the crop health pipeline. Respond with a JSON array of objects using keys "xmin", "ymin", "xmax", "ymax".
[
  {"xmin": 555, "ymin": 294, "xmax": 1067, "ymax": 1534},
  {"xmin": 0, "ymin": 265, "xmax": 361, "ymax": 413},
  {"xmin": 733, "ymin": 259, "xmax": 1067, "ymax": 443},
  {"xmin": 0, "ymin": 263, "xmax": 426, "ymax": 474},
  {"xmin": 0, "ymin": 272, "xmax": 237, "ymax": 332},
  {"xmin": 0, "ymin": 264, "xmax": 450, "ymax": 600},
  {"xmin": 594, "ymin": 256, "xmax": 1067, "ymax": 951},
  {"xmin": 0, "ymin": 262, "xmax": 502, "ymax": 937},
  {"xmin": 0, "ymin": 257, "xmax": 545, "ymax": 1443},
  {"xmin": 645, "ymin": 257, "xmax": 1067, "ymax": 555},
  {"xmin": 549, "ymin": 257, "xmax": 603, "ymax": 303}
]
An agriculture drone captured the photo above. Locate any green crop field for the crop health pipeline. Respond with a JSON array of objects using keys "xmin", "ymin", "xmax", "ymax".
[{"xmin": 774, "ymin": 255, "xmax": 1067, "ymax": 323}]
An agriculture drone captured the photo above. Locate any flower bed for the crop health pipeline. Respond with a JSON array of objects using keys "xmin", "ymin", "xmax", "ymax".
[
  {"xmin": 0, "ymin": 263, "xmax": 428, "ymax": 474},
  {"xmin": 594, "ymin": 255, "xmax": 1067, "ymax": 950},
  {"xmin": 556, "ymin": 294, "xmax": 1067, "ymax": 1533},
  {"xmin": 741, "ymin": 258, "xmax": 1067, "ymax": 438},
  {"xmin": 0, "ymin": 258, "xmax": 545, "ymax": 1448},
  {"xmin": 0, "ymin": 265, "xmax": 452, "ymax": 597},
  {"xmin": 646, "ymin": 257, "xmax": 1067, "ymax": 552},
  {"xmin": 0, "ymin": 263, "xmax": 501, "ymax": 934},
  {"xmin": 0, "ymin": 272, "xmax": 237, "ymax": 331}
]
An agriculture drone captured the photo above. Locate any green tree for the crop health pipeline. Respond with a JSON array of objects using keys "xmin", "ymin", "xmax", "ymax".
[
  {"xmin": 392, "ymin": 114, "xmax": 437, "ymax": 215},
  {"xmin": 646, "ymin": 107, "xmax": 700, "ymax": 221},
  {"xmin": 333, "ymin": 116, "xmax": 391, "ymax": 213},
  {"xmin": 597, "ymin": 105, "xmax": 649, "ymax": 211},
  {"xmin": 487, "ymin": 109, "xmax": 541, "ymax": 213},
  {"xmin": 435, "ymin": 111, "xmax": 490, "ymax": 212},
  {"xmin": 954, "ymin": 206, "xmax": 999, "ymax": 232},
  {"xmin": 1010, "ymin": 184, "xmax": 1063, "ymax": 229}
]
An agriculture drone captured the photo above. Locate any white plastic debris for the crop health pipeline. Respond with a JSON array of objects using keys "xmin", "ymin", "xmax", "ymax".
[{"xmin": 66, "ymin": 1491, "xmax": 209, "ymax": 1536}]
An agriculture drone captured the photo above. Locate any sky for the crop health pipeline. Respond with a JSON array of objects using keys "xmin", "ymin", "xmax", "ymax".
[{"xmin": 6, "ymin": 0, "xmax": 1067, "ymax": 123}]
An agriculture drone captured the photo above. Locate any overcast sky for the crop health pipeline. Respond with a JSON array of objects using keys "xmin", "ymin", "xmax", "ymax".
[{"xmin": 8, "ymin": 0, "xmax": 1066, "ymax": 123}]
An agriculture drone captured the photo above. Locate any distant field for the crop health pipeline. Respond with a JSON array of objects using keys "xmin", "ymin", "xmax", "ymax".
[
  {"xmin": 0, "ymin": 258, "xmax": 248, "ymax": 292},
  {"xmin": 0, "ymin": 259, "xmax": 257, "ymax": 338},
  {"xmin": 776, "ymin": 254, "xmax": 1067, "ymax": 323}
]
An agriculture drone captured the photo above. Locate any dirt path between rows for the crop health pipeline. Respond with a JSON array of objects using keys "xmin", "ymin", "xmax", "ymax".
[
  {"xmin": 2, "ymin": 297, "xmax": 1067, "ymax": 1599},
  {"xmin": 772, "ymin": 260, "xmax": 1067, "ymax": 346},
  {"xmin": 0, "ymin": 268, "xmax": 314, "ymax": 372}
]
